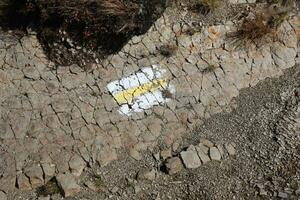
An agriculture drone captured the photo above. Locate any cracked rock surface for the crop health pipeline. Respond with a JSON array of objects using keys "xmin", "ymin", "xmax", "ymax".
[{"xmin": 0, "ymin": 4, "xmax": 299, "ymax": 198}]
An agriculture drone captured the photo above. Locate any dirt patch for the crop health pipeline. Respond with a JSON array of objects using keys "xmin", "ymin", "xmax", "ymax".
[{"xmin": 0, "ymin": 0, "xmax": 166, "ymax": 66}]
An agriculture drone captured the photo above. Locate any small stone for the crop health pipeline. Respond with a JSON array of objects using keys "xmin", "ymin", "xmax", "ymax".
[
  {"xmin": 278, "ymin": 192, "xmax": 288, "ymax": 199},
  {"xmin": 199, "ymin": 138, "xmax": 214, "ymax": 147},
  {"xmin": 209, "ymin": 147, "xmax": 221, "ymax": 161},
  {"xmin": 0, "ymin": 191, "xmax": 7, "ymax": 200},
  {"xmin": 225, "ymin": 143, "xmax": 236, "ymax": 155},
  {"xmin": 259, "ymin": 188, "xmax": 268, "ymax": 196},
  {"xmin": 111, "ymin": 186, "xmax": 119, "ymax": 193},
  {"xmin": 56, "ymin": 173, "xmax": 81, "ymax": 197},
  {"xmin": 195, "ymin": 146, "xmax": 210, "ymax": 164},
  {"xmin": 84, "ymin": 180, "xmax": 97, "ymax": 191},
  {"xmin": 129, "ymin": 148, "xmax": 142, "ymax": 161},
  {"xmin": 295, "ymin": 188, "xmax": 300, "ymax": 195},
  {"xmin": 137, "ymin": 168, "xmax": 156, "ymax": 181},
  {"xmin": 165, "ymin": 157, "xmax": 183, "ymax": 175},
  {"xmin": 180, "ymin": 149, "xmax": 201, "ymax": 169},
  {"xmin": 160, "ymin": 149, "xmax": 172, "ymax": 160}
]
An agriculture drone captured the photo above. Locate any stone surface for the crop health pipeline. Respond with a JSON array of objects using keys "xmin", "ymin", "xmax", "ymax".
[
  {"xmin": 180, "ymin": 147, "xmax": 202, "ymax": 169},
  {"xmin": 165, "ymin": 157, "xmax": 183, "ymax": 175},
  {"xmin": 56, "ymin": 173, "xmax": 81, "ymax": 197},
  {"xmin": 0, "ymin": 4, "xmax": 299, "ymax": 194},
  {"xmin": 0, "ymin": 191, "xmax": 7, "ymax": 200},
  {"xmin": 69, "ymin": 154, "xmax": 86, "ymax": 177},
  {"xmin": 209, "ymin": 147, "xmax": 222, "ymax": 161}
]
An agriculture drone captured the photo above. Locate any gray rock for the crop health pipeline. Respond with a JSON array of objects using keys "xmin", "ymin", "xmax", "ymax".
[
  {"xmin": 180, "ymin": 148, "xmax": 201, "ymax": 169},
  {"xmin": 0, "ymin": 191, "xmax": 7, "ymax": 200},
  {"xmin": 295, "ymin": 188, "xmax": 300, "ymax": 195},
  {"xmin": 56, "ymin": 173, "xmax": 81, "ymax": 197},
  {"xmin": 165, "ymin": 157, "xmax": 183, "ymax": 175},
  {"xmin": 209, "ymin": 147, "xmax": 221, "ymax": 161}
]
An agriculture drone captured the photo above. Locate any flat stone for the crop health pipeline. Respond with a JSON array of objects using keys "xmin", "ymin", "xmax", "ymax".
[
  {"xmin": 56, "ymin": 173, "xmax": 81, "ymax": 197},
  {"xmin": 24, "ymin": 165, "xmax": 44, "ymax": 188},
  {"xmin": 165, "ymin": 157, "xmax": 183, "ymax": 175},
  {"xmin": 69, "ymin": 154, "xmax": 86, "ymax": 177},
  {"xmin": 197, "ymin": 144, "xmax": 209, "ymax": 154},
  {"xmin": 209, "ymin": 147, "xmax": 221, "ymax": 161},
  {"xmin": 195, "ymin": 146, "xmax": 211, "ymax": 164},
  {"xmin": 180, "ymin": 149, "xmax": 201, "ymax": 169},
  {"xmin": 199, "ymin": 138, "xmax": 214, "ymax": 147},
  {"xmin": 129, "ymin": 148, "xmax": 142, "ymax": 161},
  {"xmin": 41, "ymin": 163, "xmax": 56, "ymax": 182},
  {"xmin": 225, "ymin": 143, "xmax": 236, "ymax": 155}
]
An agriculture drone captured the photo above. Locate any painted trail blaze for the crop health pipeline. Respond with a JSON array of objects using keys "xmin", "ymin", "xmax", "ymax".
[{"xmin": 107, "ymin": 65, "xmax": 175, "ymax": 116}]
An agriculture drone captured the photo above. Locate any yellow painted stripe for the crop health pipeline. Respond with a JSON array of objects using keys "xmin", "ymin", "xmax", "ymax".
[{"xmin": 114, "ymin": 79, "xmax": 168, "ymax": 104}]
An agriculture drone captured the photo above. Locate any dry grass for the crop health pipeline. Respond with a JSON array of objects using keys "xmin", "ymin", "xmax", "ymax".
[
  {"xmin": 191, "ymin": 0, "xmax": 222, "ymax": 14},
  {"xmin": 159, "ymin": 44, "xmax": 178, "ymax": 57},
  {"xmin": 36, "ymin": 177, "xmax": 61, "ymax": 197},
  {"xmin": 228, "ymin": 4, "xmax": 292, "ymax": 49}
]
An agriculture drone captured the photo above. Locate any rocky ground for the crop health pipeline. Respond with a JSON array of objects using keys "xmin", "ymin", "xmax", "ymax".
[{"xmin": 0, "ymin": 0, "xmax": 299, "ymax": 200}]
